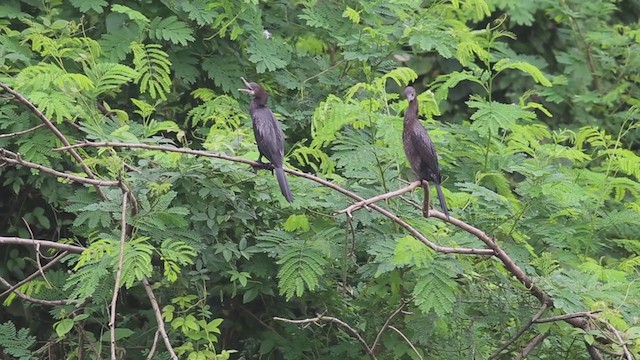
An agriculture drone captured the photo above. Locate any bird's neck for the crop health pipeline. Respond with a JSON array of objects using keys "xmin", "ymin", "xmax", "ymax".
[
  {"xmin": 404, "ymin": 99, "xmax": 419, "ymax": 123},
  {"xmin": 251, "ymin": 98, "xmax": 267, "ymax": 111}
]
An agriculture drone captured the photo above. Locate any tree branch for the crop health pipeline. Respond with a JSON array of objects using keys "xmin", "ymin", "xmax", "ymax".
[
  {"xmin": 0, "ymin": 124, "xmax": 46, "ymax": 138},
  {"xmin": 110, "ymin": 189, "xmax": 129, "ymax": 360},
  {"xmin": 0, "ymin": 251, "xmax": 69, "ymax": 299},
  {"xmin": 513, "ymin": 332, "xmax": 549, "ymax": 360},
  {"xmin": 142, "ymin": 277, "xmax": 178, "ymax": 360},
  {"xmin": 372, "ymin": 298, "xmax": 412, "ymax": 352},
  {"xmin": 339, "ymin": 181, "xmax": 422, "ymax": 216},
  {"xmin": 388, "ymin": 326, "xmax": 424, "ymax": 360},
  {"xmin": 0, "ymin": 149, "xmax": 119, "ymax": 187},
  {"xmin": 0, "ymin": 236, "xmax": 85, "ymax": 254},
  {"xmin": 491, "ymin": 304, "xmax": 549, "ymax": 359},
  {"xmin": 0, "ymin": 276, "xmax": 75, "ymax": 306},
  {"xmin": 274, "ymin": 315, "xmax": 376, "ymax": 360},
  {"xmin": 534, "ymin": 311, "xmax": 601, "ymax": 324},
  {"xmin": 0, "ymin": 82, "xmax": 107, "ymax": 200},
  {"xmin": 54, "ymin": 141, "xmax": 495, "ymax": 256}
]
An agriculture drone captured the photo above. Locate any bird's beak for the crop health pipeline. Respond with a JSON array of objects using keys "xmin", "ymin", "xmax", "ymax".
[{"xmin": 238, "ymin": 77, "xmax": 254, "ymax": 95}]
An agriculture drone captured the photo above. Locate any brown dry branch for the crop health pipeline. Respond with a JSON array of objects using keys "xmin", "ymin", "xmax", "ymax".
[
  {"xmin": 514, "ymin": 332, "xmax": 549, "ymax": 360},
  {"xmin": 534, "ymin": 310, "xmax": 601, "ymax": 324},
  {"xmin": 110, "ymin": 189, "xmax": 129, "ymax": 360},
  {"xmin": 0, "ymin": 82, "xmax": 107, "ymax": 200},
  {"xmin": 339, "ymin": 181, "xmax": 422, "ymax": 216},
  {"xmin": 273, "ymin": 315, "xmax": 376, "ymax": 360},
  {"xmin": 371, "ymin": 297, "xmax": 413, "ymax": 352},
  {"xmin": 0, "ymin": 237, "xmax": 85, "ymax": 254},
  {"xmin": 491, "ymin": 304, "xmax": 549, "ymax": 359},
  {"xmin": 388, "ymin": 325, "xmax": 424, "ymax": 360},
  {"xmin": 142, "ymin": 277, "xmax": 179, "ymax": 360},
  {"xmin": 0, "ymin": 149, "xmax": 119, "ymax": 187},
  {"xmin": 0, "ymin": 124, "xmax": 46, "ymax": 138},
  {"xmin": 54, "ymin": 141, "xmax": 493, "ymax": 256},
  {"xmin": 587, "ymin": 314, "xmax": 634, "ymax": 360},
  {"xmin": 0, "ymin": 276, "xmax": 74, "ymax": 306},
  {"xmin": 52, "ymin": 140, "xmax": 616, "ymax": 359},
  {"xmin": 0, "ymin": 251, "xmax": 68, "ymax": 299}
]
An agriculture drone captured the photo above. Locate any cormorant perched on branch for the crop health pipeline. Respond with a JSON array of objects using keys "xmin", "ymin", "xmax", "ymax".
[
  {"xmin": 239, "ymin": 78, "xmax": 294, "ymax": 202},
  {"xmin": 402, "ymin": 86, "xmax": 449, "ymax": 219}
]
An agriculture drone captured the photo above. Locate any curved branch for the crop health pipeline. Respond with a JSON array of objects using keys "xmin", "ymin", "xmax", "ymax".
[
  {"xmin": 0, "ymin": 251, "xmax": 69, "ymax": 299},
  {"xmin": 110, "ymin": 189, "xmax": 129, "ymax": 360},
  {"xmin": 142, "ymin": 278, "xmax": 178, "ymax": 360},
  {"xmin": 54, "ymin": 141, "xmax": 495, "ymax": 256},
  {"xmin": 0, "ymin": 149, "xmax": 119, "ymax": 187},
  {"xmin": 0, "ymin": 82, "xmax": 107, "ymax": 200},
  {"xmin": 274, "ymin": 315, "xmax": 376, "ymax": 360},
  {"xmin": 0, "ymin": 276, "xmax": 75, "ymax": 305}
]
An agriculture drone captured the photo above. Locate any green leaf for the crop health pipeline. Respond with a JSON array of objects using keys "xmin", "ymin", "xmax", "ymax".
[
  {"xmin": 54, "ymin": 319, "xmax": 74, "ymax": 338},
  {"xmin": 494, "ymin": 58, "xmax": 552, "ymax": 87},
  {"xmin": 69, "ymin": 0, "xmax": 108, "ymax": 13},
  {"xmin": 247, "ymin": 38, "xmax": 291, "ymax": 73},
  {"xmin": 149, "ymin": 16, "xmax": 195, "ymax": 46}
]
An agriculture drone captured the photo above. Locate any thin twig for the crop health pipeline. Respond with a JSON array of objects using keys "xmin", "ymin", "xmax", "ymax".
[
  {"xmin": 0, "ymin": 124, "xmax": 46, "ymax": 138},
  {"xmin": 372, "ymin": 298, "xmax": 413, "ymax": 351},
  {"xmin": 491, "ymin": 304, "xmax": 549, "ymax": 358},
  {"xmin": 54, "ymin": 141, "xmax": 494, "ymax": 256},
  {"xmin": 0, "ymin": 149, "xmax": 119, "ymax": 186},
  {"xmin": 142, "ymin": 277, "xmax": 178, "ymax": 360},
  {"xmin": 110, "ymin": 189, "xmax": 129, "ymax": 360},
  {"xmin": 514, "ymin": 332, "xmax": 549, "ymax": 360},
  {"xmin": 145, "ymin": 330, "xmax": 160, "ymax": 360},
  {"xmin": 0, "ymin": 82, "xmax": 107, "ymax": 199},
  {"xmin": 587, "ymin": 314, "xmax": 634, "ymax": 360},
  {"xmin": 534, "ymin": 311, "xmax": 601, "ymax": 324},
  {"xmin": 339, "ymin": 181, "xmax": 421, "ymax": 216},
  {"xmin": 0, "ymin": 251, "xmax": 69, "ymax": 299},
  {"xmin": 0, "ymin": 276, "xmax": 75, "ymax": 305},
  {"xmin": 388, "ymin": 326, "xmax": 424, "ymax": 360},
  {"xmin": 274, "ymin": 315, "xmax": 376, "ymax": 360}
]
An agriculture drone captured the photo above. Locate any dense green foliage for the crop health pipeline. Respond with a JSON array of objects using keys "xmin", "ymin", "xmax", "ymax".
[{"xmin": 0, "ymin": 0, "xmax": 639, "ymax": 359}]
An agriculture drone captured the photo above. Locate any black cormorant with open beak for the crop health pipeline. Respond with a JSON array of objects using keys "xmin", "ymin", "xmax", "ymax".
[
  {"xmin": 239, "ymin": 78, "xmax": 294, "ymax": 203},
  {"xmin": 402, "ymin": 86, "xmax": 449, "ymax": 219}
]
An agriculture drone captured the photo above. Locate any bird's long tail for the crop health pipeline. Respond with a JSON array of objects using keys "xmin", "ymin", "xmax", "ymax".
[
  {"xmin": 275, "ymin": 167, "xmax": 294, "ymax": 203},
  {"xmin": 435, "ymin": 183, "xmax": 450, "ymax": 220}
]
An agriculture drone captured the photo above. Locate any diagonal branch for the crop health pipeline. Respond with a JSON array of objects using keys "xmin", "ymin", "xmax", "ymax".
[
  {"xmin": 0, "ymin": 251, "xmax": 69, "ymax": 299},
  {"xmin": 534, "ymin": 310, "xmax": 601, "ymax": 324},
  {"xmin": 0, "ymin": 276, "xmax": 75, "ymax": 305},
  {"xmin": 0, "ymin": 82, "xmax": 107, "ymax": 200},
  {"xmin": 372, "ymin": 297, "xmax": 412, "ymax": 352},
  {"xmin": 0, "ymin": 124, "xmax": 46, "ymax": 138},
  {"xmin": 110, "ymin": 188, "xmax": 129, "ymax": 360},
  {"xmin": 142, "ymin": 278, "xmax": 178, "ymax": 360},
  {"xmin": 491, "ymin": 304, "xmax": 549, "ymax": 359},
  {"xmin": 513, "ymin": 332, "xmax": 549, "ymax": 360},
  {"xmin": 0, "ymin": 149, "xmax": 119, "ymax": 187}
]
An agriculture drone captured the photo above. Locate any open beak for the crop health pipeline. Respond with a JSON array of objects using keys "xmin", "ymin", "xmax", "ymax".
[{"xmin": 238, "ymin": 77, "xmax": 254, "ymax": 95}]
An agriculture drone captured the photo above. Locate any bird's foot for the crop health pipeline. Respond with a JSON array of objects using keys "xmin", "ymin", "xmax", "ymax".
[{"xmin": 251, "ymin": 161, "xmax": 275, "ymax": 172}]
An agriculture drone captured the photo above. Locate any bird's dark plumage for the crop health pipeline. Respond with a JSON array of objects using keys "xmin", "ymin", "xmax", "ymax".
[
  {"xmin": 239, "ymin": 78, "xmax": 294, "ymax": 202},
  {"xmin": 402, "ymin": 86, "xmax": 449, "ymax": 219}
]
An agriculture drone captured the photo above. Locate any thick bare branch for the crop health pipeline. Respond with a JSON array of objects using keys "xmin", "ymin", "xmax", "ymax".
[
  {"xmin": 0, "ymin": 82, "xmax": 107, "ymax": 199},
  {"xmin": 534, "ymin": 311, "xmax": 601, "ymax": 324},
  {"xmin": 55, "ymin": 141, "xmax": 495, "ymax": 256}
]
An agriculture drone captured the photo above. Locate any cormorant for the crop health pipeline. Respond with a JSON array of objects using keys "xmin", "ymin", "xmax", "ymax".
[
  {"xmin": 402, "ymin": 86, "xmax": 449, "ymax": 219},
  {"xmin": 239, "ymin": 78, "xmax": 294, "ymax": 202}
]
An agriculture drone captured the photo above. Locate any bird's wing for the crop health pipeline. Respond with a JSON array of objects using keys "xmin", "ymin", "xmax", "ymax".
[
  {"xmin": 252, "ymin": 108, "xmax": 285, "ymax": 166},
  {"xmin": 408, "ymin": 122, "xmax": 441, "ymax": 178}
]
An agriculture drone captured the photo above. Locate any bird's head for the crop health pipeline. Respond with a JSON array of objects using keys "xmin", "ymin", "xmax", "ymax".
[
  {"xmin": 404, "ymin": 86, "xmax": 417, "ymax": 101},
  {"xmin": 239, "ymin": 77, "xmax": 268, "ymax": 103}
]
